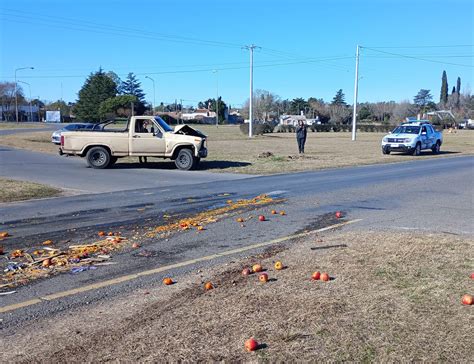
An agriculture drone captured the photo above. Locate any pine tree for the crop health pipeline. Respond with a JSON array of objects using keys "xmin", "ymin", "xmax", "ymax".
[
  {"xmin": 331, "ymin": 89, "xmax": 346, "ymax": 105},
  {"xmin": 120, "ymin": 73, "xmax": 146, "ymax": 114},
  {"xmin": 440, "ymin": 70, "xmax": 448, "ymax": 105},
  {"xmin": 74, "ymin": 69, "xmax": 117, "ymax": 122},
  {"xmin": 456, "ymin": 77, "xmax": 461, "ymax": 94},
  {"xmin": 451, "ymin": 86, "xmax": 456, "ymax": 94}
]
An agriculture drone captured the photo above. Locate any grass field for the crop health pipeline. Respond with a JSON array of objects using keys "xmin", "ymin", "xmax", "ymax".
[
  {"xmin": 0, "ymin": 178, "xmax": 62, "ymax": 203},
  {"xmin": 0, "ymin": 125, "xmax": 472, "ymax": 174},
  {"xmin": 4, "ymin": 230, "xmax": 473, "ymax": 361},
  {"xmin": 0, "ymin": 122, "xmax": 47, "ymax": 130}
]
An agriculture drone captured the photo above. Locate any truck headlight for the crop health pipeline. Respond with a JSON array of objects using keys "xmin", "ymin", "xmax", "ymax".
[
  {"xmin": 403, "ymin": 138, "xmax": 412, "ymax": 143},
  {"xmin": 382, "ymin": 137, "xmax": 388, "ymax": 142}
]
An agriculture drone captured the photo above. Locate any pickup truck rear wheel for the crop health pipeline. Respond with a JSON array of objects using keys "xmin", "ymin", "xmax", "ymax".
[
  {"xmin": 175, "ymin": 148, "xmax": 196, "ymax": 170},
  {"xmin": 412, "ymin": 143, "xmax": 421, "ymax": 156},
  {"xmin": 86, "ymin": 146, "xmax": 111, "ymax": 169}
]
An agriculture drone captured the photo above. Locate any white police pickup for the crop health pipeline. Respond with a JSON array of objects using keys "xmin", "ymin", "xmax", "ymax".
[{"xmin": 381, "ymin": 121, "xmax": 443, "ymax": 156}]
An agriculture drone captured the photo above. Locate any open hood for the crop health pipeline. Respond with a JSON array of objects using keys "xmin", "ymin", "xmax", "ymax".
[{"xmin": 173, "ymin": 124, "xmax": 207, "ymax": 138}]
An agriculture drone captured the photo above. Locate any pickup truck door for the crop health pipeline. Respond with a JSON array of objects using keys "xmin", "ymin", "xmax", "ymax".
[
  {"xmin": 426, "ymin": 125, "xmax": 436, "ymax": 147},
  {"xmin": 129, "ymin": 120, "xmax": 166, "ymax": 156},
  {"xmin": 420, "ymin": 126, "xmax": 429, "ymax": 149}
]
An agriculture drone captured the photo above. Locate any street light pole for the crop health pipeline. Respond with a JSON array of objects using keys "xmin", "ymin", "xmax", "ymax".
[
  {"xmin": 145, "ymin": 76, "xmax": 155, "ymax": 116},
  {"xmin": 243, "ymin": 45, "xmax": 259, "ymax": 138},
  {"xmin": 351, "ymin": 45, "xmax": 360, "ymax": 141},
  {"xmin": 14, "ymin": 67, "xmax": 34, "ymax": 123},
  {"xmin": 18, "ymin": 81, "xmax": 32, "ymax": 122}
]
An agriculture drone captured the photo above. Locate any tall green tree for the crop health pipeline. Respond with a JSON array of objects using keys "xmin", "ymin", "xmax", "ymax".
[
  {"xmin": 198, "ymin": 97, "xmax": 227, "ymax": 121},
  {"xmin": 414, "ymin": 89, "xmax": 435, "ymax": 112},
  {"xmin": 331, "ymin": 89, "xmax": 346, "ymax": 105},
  {"xmin": 74, "ymin": 69, "xmax": 117, "ymax": 122},
  {"xmin": 456, "ymin": 77, "xmax": 461, "ymax": 94},
  {"xmin": 440, "ymin": 70, "xmax": 448, "ymax": 105},
  {"xmin": 120, "ymin": 73, "xmax": 146, "ymax": 115},
  {"xmin": 289, "ymin": 97, "xmax": 308, "ymax": 114}
]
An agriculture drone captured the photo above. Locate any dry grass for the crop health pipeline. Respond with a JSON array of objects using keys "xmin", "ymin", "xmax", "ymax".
[
  {"xmin": 0, "ymin": 126, "xmax": 472, "ymax": 174},
  {"xmin": 4, "ymin": 231, "xmax": 473, "ymax": 362},
  {"xmin": 0, "ymin": 178, "xmax": 62, "ymax": 203}
]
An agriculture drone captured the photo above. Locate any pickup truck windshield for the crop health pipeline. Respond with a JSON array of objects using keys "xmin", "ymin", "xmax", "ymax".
[
  {"xmin": 154, "ymin": 116, "xmax": 174, "ymax": 132},
  {"xmin": 392, "ymin": 126, "xmax": 420, "ymax": 134}
]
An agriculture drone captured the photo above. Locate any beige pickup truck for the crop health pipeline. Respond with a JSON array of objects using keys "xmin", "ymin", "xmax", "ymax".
[{"xmin": 59, "ymin": 116, "xmax": 207, "ymax": 170}]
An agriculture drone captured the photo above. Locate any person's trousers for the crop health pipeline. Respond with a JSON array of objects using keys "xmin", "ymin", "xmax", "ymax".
[{"xmin": 297, "ymin": 137, "xmax": 306, "ymax": 153}]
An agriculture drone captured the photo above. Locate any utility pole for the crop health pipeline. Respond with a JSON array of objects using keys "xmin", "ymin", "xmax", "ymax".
[
  {"xmin": 213, "ymin": 70, "xmax": 219, "ymax": 127},
  {"xmin": 243, "ymin": 45, "xmax": 259, "ymax": 138},
  {"xmin": 14, "ymin": 66, "xmax": 34, "ymax": 123},
  {"xmin": 145, "ymin": 76, "xmax": 155, "ymax": 116},
  {"xmin": 351, "ymin": 45, "xmax": 360, "ymax": 141},
  {"xmin": 18, "ymin": 81, "xmax": 32, "ymax": 122},
  {"xmin": 37, "ymin": 96, "xmax": 41, "ymax": 122}
]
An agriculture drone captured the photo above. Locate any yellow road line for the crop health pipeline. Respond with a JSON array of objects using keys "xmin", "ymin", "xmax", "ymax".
[{"xmin": 0, "ymin": 219, "xmax": 361, "ymax": 314}]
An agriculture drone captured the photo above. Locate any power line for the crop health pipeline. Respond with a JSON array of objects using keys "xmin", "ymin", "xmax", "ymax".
[{"xmin": 362, "ymin": 47, "xmax": 473, "ymax": 68}]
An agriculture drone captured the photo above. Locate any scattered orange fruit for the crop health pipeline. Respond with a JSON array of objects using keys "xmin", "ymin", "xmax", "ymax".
[
  {"xmin": 274, "ymin": 261, "xmax": 283, "ymax": 270},
  {"xmin": 242, "ymin": 267, "xmax": 252, "ymax": 276},
  {"xmin": 42, "ymin": 240, "xmax": 53, "ymax": 246},
  {"xmin": 271, "ymin": 210, "xmax": 277, "ymax": 214},
  {"xmin": 107, "ymin": 232, "xmax": 114, "ymax": 236},
  {"xmin": 320, "ymin": 272, "xmax": 330, "ymax": 281},
  {"xmin": 11, "ymin": 249, "xmax": 24, "ymax": 258},
  {"xmin": 42, "ymin": 258, "xmax": 52, "ymax": 268},
  {"xmin": 462, "ymin": 294, "xmax": 473, "ymax": 305},
  {"xmin": 227, "ymin": 199, "xmax": 233, "ymax": 204},
  {"xmin": 312, "ymin": 271, "xmax": 321, "ymax": 280},
  {"xmin": 204, "ymin": 282, "xmax": 214, "ymax": 290},
  {"xmin": 236, "ymin": 217, "xmax": 244, "ymax": 223},
  {"xmin": 0, "ymin": 231, "xmax": 10, "ymax": 238},
  {"xmin": 245, "ymin": 337, "xmax": 259, "ymax": 352},
  {"xmin": 163, "ymin": 277, "xmax": 173, "ymax": 285},
  {"xmin": 335, "ymin": 211, "xmax": 342, "ymax": 218},
  {"xmin": 98, "ymin": 231, "xmax": 106, "ymax": 237},
  {"xmin": 258, "ymin": 272, "xmax": 269, "ymax": 283},
  {"xmin": 132, "ymin": 242, "xmax": 140, "ymax": 249},
  {"xmin": 197, "ymin": 226, "xmax": 204, "ymax": 231},
  {"xmin": 279, "ymin": 211, "xmax": 286, "ymax": 215},
  {"xmin": 258, "ymin": 215, "xmax": 266, "ymax": 221},
  {"xmin": 252, "ymin": 264, "xmax": 263, "ymax": 273}
]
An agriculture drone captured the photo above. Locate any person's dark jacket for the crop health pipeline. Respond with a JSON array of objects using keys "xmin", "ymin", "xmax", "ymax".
[{"xmin": 296, "ymin": 124, "xmax": 307, "ymax": 140}]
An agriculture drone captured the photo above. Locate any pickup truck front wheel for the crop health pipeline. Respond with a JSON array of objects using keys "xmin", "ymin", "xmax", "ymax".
[
  {"xmin": 175, "ymin": 148, "xmax": 196, "ymax": 171},
  {"xmin": 431, "ymin": 141, "xmax": 441, "ymax": 154},
  {"xmin": 86, "ymin": 146, "xmax": 111, "ymax": 169}
]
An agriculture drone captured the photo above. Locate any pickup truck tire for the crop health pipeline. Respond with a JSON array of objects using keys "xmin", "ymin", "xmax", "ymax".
[
  {"xmin": 86, "ymin": 146, "xmax": 111, "ymax": 169},
  {"xmin": 382, "ymin": 146, "xmax": 390, "ymax": 155},
  {"xmin": 431, "ymin": 141, "xmax": 441, "ymax": 154},
  {"xmin": 175, "ymin": 148, "xmax": 196, "ymax": 170},
  {"xmin": 412, "ymin": 143, "xmax": 421, "ymax": 156}
]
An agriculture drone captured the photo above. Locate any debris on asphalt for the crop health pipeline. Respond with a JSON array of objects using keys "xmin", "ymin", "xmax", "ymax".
[
  {"xmin": 70, "ymin": 266, "xmax": 98, "ymax": 274},
  {"xmin": 0, "ymin": 290, "xmax": 16, "ymax": 295}
]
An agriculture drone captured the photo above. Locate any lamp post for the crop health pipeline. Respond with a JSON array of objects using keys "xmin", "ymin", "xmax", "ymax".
[
  {"xmin": 213, "ymin": 70, "xmax": 219, "ymax": 127},
  {"xmin": 145, "ymin": 76, "xmax": 155, "ymax": 116},
  {"xmin": 17, "ymin": 81, "xmax": 32, "ymax": 122},
  {"xmin": 15, "ymin": 67, "xmax": 34, "ymax": 123}
]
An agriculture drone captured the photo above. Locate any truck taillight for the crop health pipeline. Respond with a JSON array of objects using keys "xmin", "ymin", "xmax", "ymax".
[{"xmin": 60, "ymin": 135, "xmax": 64, "ymax": 146}]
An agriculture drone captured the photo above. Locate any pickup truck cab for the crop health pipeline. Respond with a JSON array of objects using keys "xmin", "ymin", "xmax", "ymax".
[
  {"xmin": 381, "ymin": 121, "xmax": 443, "ymax": 156},
  {"xmin": 60, "ymin": 116, "xmax": 207, "ymax": 170}
]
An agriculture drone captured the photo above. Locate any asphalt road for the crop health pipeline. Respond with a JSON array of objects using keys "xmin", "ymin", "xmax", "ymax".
[
  {"xmin": 0, "ymin": 147, "xmax": 251, "ymax": 193},
  {"xmin": 0, "ymin": 123, "xmax": 61, "ymax": 136},
  {"xmin": 1, "ymin": 155, "xmax": 473, "ymax": 330}
]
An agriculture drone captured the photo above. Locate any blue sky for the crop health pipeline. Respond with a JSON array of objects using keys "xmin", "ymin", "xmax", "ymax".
[{"xmin": 1, "ymin": 0, "xmax": 473, "ymax": 107}]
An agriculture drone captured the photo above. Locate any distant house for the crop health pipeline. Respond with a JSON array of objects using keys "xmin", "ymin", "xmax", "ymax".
[
  {"xmin": 1, "ymin": 105, "xmax": 39, "ymax": 121},
  {"xmin": 279, "ymin": 114, "xmax": 306, "ymax": 126}
]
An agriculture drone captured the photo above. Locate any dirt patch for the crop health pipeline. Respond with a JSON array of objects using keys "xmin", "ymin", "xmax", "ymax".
[
  {"xmin": 3, "ymin": 230, "xmax": 473, "ymax": 362},
  {"xmin": 0, "ymin": 178, "xmax": 62, "ymax": 203}
]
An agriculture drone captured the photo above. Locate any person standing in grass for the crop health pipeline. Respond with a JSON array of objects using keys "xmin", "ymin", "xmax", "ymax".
[{"xmin": 296, "ymin": 120, "xmax": 307, "ymax": 155}]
